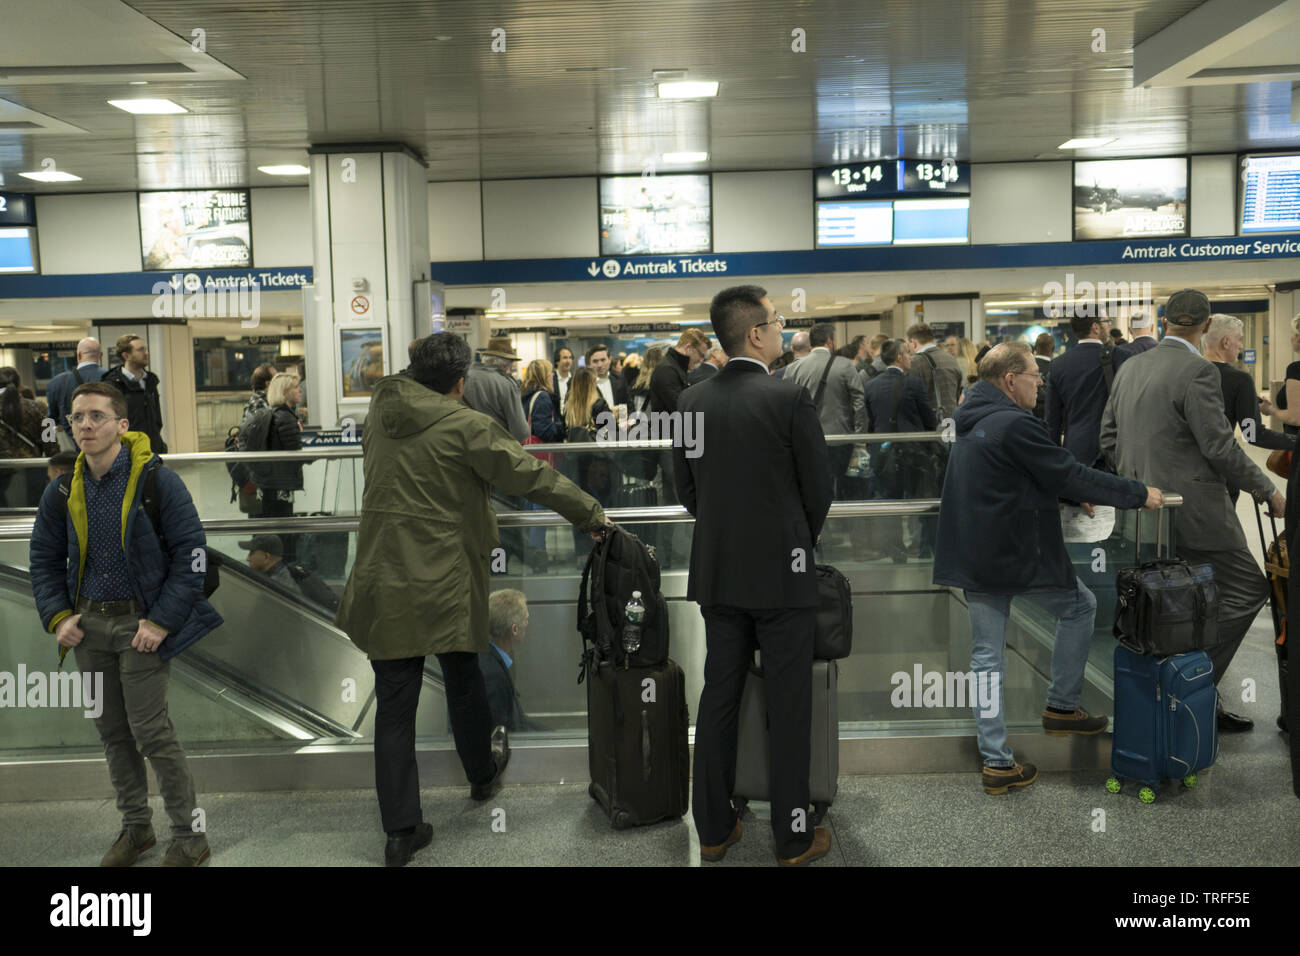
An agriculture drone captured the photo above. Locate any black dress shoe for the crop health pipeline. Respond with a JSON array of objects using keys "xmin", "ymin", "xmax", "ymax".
[
  {"xmin": 384, "ymin": 822, "xmax": 433, "ymax": 867},
  {"xmin": 1216, "ymin": 709, "xmax": 1254, "ymax": 733},
  {"xmin": 470, "ymin": 726, "xmax": 511, "ymax": 801}
]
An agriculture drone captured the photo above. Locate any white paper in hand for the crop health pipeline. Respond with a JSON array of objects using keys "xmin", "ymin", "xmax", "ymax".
[{"xmin": 1060, "ymin": 504, "xmax": 1116, "ymax": 543}]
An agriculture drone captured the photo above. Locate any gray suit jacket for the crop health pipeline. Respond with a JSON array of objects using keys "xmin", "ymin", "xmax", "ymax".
[
  {"xmin": 464, "ymin": 363, "xmax": 529, "ymax": 442},
  {"xmin": 1099, "ymin": 337, "xmax": 1273, "ymax": 551},
  {"xmin": 908, "ymin": 346, "xmax": 964, "ymax": 424},
  {"xmin": 784, "ymin": 348, "xmax": 865, "ymax": 435}
]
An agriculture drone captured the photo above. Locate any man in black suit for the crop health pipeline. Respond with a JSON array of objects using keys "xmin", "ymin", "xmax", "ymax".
[
  {"xmin": 1045, "ymin": 312, "xmax": 1129, "ymax": 469},
  {"xmin": 864, "ymin": 339, "xmax": 938, "ymax": 561},
  {"xmin": 675, "ymin": 285, "xmax": 834, "ymax": 866},
  {"xmin": 585, "ymin": 344, "xmax": 629, "ymax": 410}
]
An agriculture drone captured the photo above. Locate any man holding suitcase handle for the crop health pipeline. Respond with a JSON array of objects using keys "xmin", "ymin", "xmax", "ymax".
[
  {"xmin": 935, "ymin": 343, "xmax": 1162, "ymax": 794},
  {"xmin": 676, "ymin": 286, "xmax": 835, "ymax": 864}
]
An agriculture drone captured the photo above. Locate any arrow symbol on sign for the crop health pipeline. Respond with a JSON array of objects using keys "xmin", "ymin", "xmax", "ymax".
[{"xmin": 587, "ymin": 262, "xmax": 600, "ymax": 276}]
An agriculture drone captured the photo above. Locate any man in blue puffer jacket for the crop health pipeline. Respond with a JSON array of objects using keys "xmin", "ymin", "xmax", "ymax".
[
  {"xmin": 30, "ymin": 382, "xmax": 221, "ymax": 867},
  {"xmin": 933, "ymin": 343, "xmax": 1162, "ymax": 795}
]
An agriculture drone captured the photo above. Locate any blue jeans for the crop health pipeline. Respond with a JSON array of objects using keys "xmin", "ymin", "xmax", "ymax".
[{"xmin": 963, "ymin": 577, "xmax": 1098, "ymax": 768}]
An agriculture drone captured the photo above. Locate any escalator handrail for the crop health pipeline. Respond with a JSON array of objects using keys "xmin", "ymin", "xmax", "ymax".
[
  {"xmin": 0, "ymin": 430, "xmax": 952, "ymax": 469},
  {"xmin": 0, "ymin": 495, "xmax": 1185, "ymax": 540}
]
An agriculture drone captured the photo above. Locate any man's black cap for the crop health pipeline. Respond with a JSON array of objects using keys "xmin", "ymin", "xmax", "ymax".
[
  {"xmin": 237, "ymin": 534, "xmax": 283, "ymax": 556},
  {"xmin": 1164, "ymin": 289, "xmax": 1211, "ymax": 327}
]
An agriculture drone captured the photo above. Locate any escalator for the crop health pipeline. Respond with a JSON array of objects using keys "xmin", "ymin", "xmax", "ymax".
[{"xmin": 0, "ymin": 553, "xmax": 450, "ymax": 753}]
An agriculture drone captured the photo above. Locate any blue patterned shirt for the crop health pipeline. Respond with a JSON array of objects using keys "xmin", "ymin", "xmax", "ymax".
[{"xmin": 81, "ymin": 445, "xmax": 134, "ymax": 602}]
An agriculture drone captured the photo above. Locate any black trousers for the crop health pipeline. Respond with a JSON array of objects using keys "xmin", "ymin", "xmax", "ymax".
[
  {"xmin": 370, "ymin": 652, "xmax": 495, "ymax": 834},
  {"xmin": 1175, "ymin": 544, "xmax": 1269, "ymax": 687},
  {"xmin": 694, "ymin": 604, "xmax": 815, "ymax": 859},
  {"xmin": 827, "ymin": 445, "xmax": 852, "ymax": 498}
]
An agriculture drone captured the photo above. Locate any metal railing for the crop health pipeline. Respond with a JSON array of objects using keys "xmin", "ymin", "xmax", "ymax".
[{"xmin": 0, "ymin": 495, "xmax": 1184, "ymax": 540}]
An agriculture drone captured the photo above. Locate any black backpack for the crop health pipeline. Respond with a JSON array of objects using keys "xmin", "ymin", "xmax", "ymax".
[
  {"xmin": 57, "ymin": 460, "xmax": 221, "ymax": 598},
  {"xmin": 287, "ymin": 562, "xmax": 339, "ymax": 611},
  {"xmin": 577, "ymin": 526, "xmax": 669, "ymax": 675},
  {"xmin": 225, "ymin": 405, "xmax": 274, "ymax": 492}
]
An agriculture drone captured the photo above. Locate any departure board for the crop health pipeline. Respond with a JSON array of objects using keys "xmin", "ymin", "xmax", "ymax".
[{"xmin": 1240, "ymin": 154, "xmax": 1300, "ymax": 233}]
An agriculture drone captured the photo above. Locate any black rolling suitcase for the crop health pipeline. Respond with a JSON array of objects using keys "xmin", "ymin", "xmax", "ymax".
[
  {"xmin": 583, "ymin": 657, "xmax": 690, "ymax": 828},
  {"xmin": 578, "ymin": 526, "xmax": 689, "ymax": 827}
]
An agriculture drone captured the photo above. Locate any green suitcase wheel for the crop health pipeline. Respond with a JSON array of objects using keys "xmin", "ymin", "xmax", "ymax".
[
  {"xmin": 1182, "ymin": 774, "xmax": 1198, "ymax": 788},
  {"xmin": 1105, "ymin": 777, "xmax": 1121, "ymax": 794},
  {"xmin": 1139, "ymin": 786, "xmax": 1156, "ymax": 804}
]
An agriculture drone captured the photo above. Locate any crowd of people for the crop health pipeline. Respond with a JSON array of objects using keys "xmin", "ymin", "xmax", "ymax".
[{"xmin": 15, "ymin": 284, "xmax": 1294, "ymax": 866}]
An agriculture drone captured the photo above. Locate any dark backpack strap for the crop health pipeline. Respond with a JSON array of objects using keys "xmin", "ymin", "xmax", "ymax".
[
  {"xmin": 812, "ymin": 352, "xmax": 835, "ymax": 411},
  {"xmin": 56, "ymin": 472, "xmax": 72, "ymax": 522},
  {"xmin": 1099, "ymin": 343, "xmax": 1116, "ymax": 393},
  {"xmin": 72, "ymin": 366, "xmax": 84, "ymax": 386},
  {"xmin": 140, "ymin": 461, "xmax": 167, "ymax": 552}
]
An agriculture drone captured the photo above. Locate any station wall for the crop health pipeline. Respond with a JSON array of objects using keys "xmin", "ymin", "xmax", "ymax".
[{"xmin": 23, "ymin": 156, "xmax": 1244, "ymax": 275}]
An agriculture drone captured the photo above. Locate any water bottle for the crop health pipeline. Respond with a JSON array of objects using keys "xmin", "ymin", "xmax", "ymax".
[{"xmin": 622, "ymin": 590, "xmax": 645, "ymax": 665}]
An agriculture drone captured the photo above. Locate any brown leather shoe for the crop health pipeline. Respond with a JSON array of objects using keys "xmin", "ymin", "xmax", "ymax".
[
  {"xmin": 100, "ymin": 826, "xmax": 156, "ymax": 867},
  {"xmin": 699, "ymin": 819, "xmax": 743, "ymax": 862},
  {"xmin": 777, "ymin": 827, "xmax": 831, "ymax": 866},
  {"xmin": 982, "ymin": 762, "xmax": 1038, "ymax": 794},
  {"xmin": 160, "ymin": 837, "xmax": 211, "ymax": 867},
  {"xmin": 1042, "ymin": 708, "xmax": 1108, "ymax": 736}
]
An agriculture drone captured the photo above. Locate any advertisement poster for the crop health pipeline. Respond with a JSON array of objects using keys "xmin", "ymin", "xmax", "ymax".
[
  {"xmin": 139, "ymin": 189, "xmax": 252, "ymax": 270},
  {"xmin": 1073, "ymin": 158, "xmax": 1188, "ymax": 240},
  {"xmin": 600, "ymin": 174, "xmax": 711, "ymax": 256},
  {"xmin": 339, "ymin": 327, "xmax": 386, "ymax": 399}
]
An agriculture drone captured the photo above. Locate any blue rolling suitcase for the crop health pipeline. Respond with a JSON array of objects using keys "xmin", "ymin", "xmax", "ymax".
[{"xmin": 1106, "ymin": 644, "xmax": 1218, "ymax": 803}]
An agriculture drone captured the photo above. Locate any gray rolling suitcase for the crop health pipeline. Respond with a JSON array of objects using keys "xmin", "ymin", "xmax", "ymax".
[{"xmin": 732, "ymin": 659, "xmax": 839, "ymax": 824}]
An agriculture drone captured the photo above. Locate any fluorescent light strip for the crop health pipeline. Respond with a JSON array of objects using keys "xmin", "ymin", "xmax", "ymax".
[
  {"xmin": 657, "ymin": 81, "xmax": 718, "ymax": 98},
  {"xmin": 18, "ymin": 170, "xmax": 82, "ymax": 182},
  {"xmin": 108, "ymin": 98, "xmax": 187, "ymax": 114},
  {"xmin": 1058, "ymin": 137, "xmax": 1115, "ymax": 149}
]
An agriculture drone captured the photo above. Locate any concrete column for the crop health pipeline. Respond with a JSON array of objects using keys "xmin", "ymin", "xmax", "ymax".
[{"xmin": 305, "ymin": 144, "xmax": 430, "ymax": 428}]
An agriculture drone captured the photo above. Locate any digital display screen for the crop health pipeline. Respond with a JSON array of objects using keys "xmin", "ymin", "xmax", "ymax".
[
  {"xmin": 814, "ymin": 162, "xmax": 901, "ymax": 199},
  {"xmin": 0, "ymin": 227, "xmax": 38, "ymax": 273},
  {"xmin": 139, "ymin": 189, "xmax": 252, "ymax": 270},
  {"xmin": 893, "ymin": 199, "xmax": 970, "ymax": 244},
  {"xmin": 1240, "ymin": 154, "xmax": 1300, "ymax": 233},
  {"xmin": 599, "ymin": 174, "xmax": 711, "ymax": 255},
  {"xmin": 1073, "ymin": 158, "xmax": 1188, "ymax": 240},
  {"xmin": 0, "ymin": 192, "xmax": 36, "ymax": 226},
  {"xmin": 815, "ymin": 201, "xmax": 893, "ymax": 246},
  {"xmin": 900, "ymin": 160, "xmax": 970, "ymax": 195}
]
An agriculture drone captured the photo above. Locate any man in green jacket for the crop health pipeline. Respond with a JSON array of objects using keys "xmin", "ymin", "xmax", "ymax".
[{"xmin": 336, "ymin": 333, "xmax": 608, "ymax": 867}]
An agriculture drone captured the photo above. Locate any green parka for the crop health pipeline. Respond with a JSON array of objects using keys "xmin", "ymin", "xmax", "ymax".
[{"xmin": 335, "ymin": 374, "xmax": 605, "ymax": 659}]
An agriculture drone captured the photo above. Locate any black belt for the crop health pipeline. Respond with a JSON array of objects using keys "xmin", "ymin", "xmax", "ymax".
[{"xmin": 76, "ymin": 598, "xmax": 139, "ymax": 617}]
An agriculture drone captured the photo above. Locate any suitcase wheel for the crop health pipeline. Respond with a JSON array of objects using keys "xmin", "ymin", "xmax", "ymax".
[
  {"xmin": 611, "ymin": 809, "xmax": 633, "ymax": 830},
  {"xmin": 588, "ymin": 782, "xmax": 598, "ymax": 801},
  {"xmin": 1138, "ymin": 786, "xmax": 1156, "ymax": 804},
  {"xmin": 1182, "ymin": 774, "xmax": 1198, "ymax": 789},
  {"xmin": 811, "ymin": 802, "xmax": 829, "ymax": 826},
  {"xmin": 734, "ymin": 799, "xmax": 749, "ymax": 818},
  {"xmin": 1104, "ymin": 776, "xmax": 1121, "ymax": 794}
]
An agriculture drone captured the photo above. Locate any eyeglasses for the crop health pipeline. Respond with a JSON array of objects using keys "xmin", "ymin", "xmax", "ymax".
[
  {"xmin": 67, "ymin": 412, "xmax": 121, "ymax": 427},
  {"xmin": 754, "ymin": 314, "xmax": 786, "ymax": 331},
  {"xmin": 1013, "ymin": 370, "xmax": 1044, "ymax": 383}
]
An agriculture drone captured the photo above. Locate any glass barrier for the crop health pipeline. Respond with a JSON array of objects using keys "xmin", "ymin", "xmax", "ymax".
[{"xmin": 0, "ymin": 497, "xmax": 1180, "ymax": 761}]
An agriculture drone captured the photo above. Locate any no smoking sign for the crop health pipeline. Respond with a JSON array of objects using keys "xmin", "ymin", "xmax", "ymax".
[{"xmin": 350, "ymin": 295, "xmax": 370, "ymax": 315}]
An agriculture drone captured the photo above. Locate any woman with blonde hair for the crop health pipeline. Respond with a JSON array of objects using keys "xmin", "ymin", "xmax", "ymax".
[
  {"xmin": 958, "ymin": 338, "xmax": 980, "ymax": 384},
  {"xmin": 630, "ymin": 346, "xmax": 665, "ymax": 414},
  {"xmin": 257, "ymin": 371, "xmax": 304, "ymax": 558},
  {"xmin": 563, "ymin": 366, "xmax": 616, "ymax": 561},
  {"xmin": 521, "ymin": 358, "xmax": 565, "ymax": 443}
]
